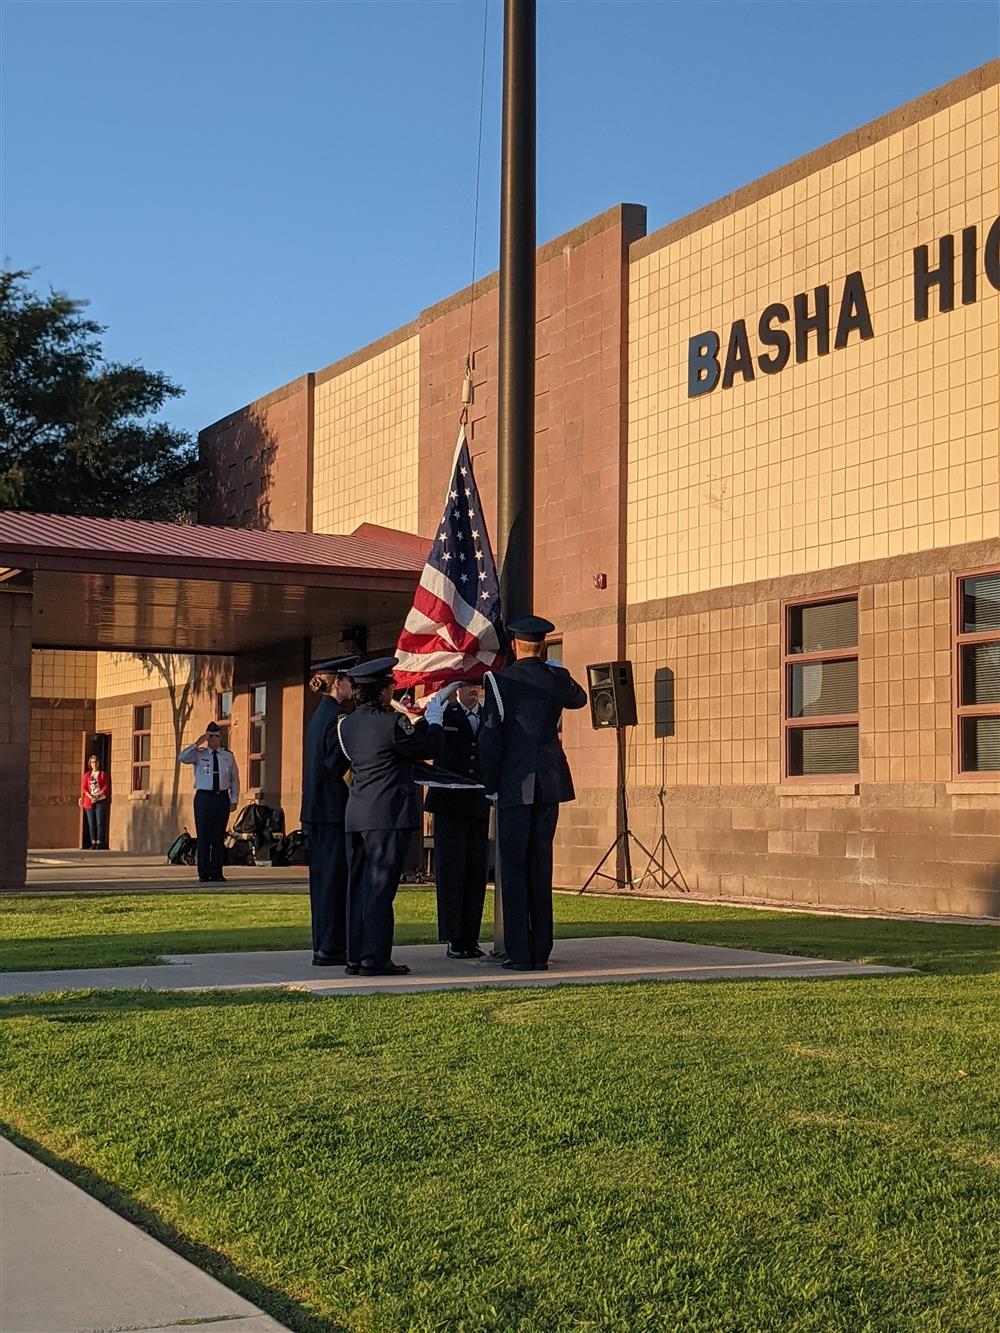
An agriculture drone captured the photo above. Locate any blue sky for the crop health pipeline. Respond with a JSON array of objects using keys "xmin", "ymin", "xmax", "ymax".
[{"xmin": 2, "ymin": 1, "xmax": 997, "ymax": 435}]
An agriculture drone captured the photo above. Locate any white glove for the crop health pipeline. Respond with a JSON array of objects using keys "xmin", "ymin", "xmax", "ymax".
[{"xmin": 424, "ymin": 681, "xmax": 459, "ymax": 726}]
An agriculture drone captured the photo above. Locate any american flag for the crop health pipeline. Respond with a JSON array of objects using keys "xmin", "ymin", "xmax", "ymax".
[{"xmin": 394, "ymin": 426, "xmax": 504, "ymax": 688}]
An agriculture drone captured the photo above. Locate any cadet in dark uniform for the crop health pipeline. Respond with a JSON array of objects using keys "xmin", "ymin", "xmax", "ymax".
[
  {"xmin": 336, "ymin": 658, "xmax": 455, "ymax": 976},
  {"xmin": 478, "ymin": 617, "xmax": 588, "ymax": 971},
  {"xmin": 425, "ymin": 681, "xmax": 490, "ymax": 959},
  {"xmin": 300, "ymin": 654, "xmax": 358, "ymax": 966}
]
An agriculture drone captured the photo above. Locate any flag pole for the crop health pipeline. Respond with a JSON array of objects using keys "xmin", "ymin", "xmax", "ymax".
[{"xmin": 493, "ymin": 0, "xmax": 536, "ymax": 956}]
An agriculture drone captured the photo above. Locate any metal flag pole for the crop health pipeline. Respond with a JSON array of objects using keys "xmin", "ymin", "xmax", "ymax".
[{"xmin": 492, "ymin": 0, "xmax": 536, "ymax": 957}]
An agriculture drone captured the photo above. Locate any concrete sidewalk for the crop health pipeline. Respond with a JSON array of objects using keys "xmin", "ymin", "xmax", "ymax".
[
  {"xmin": 0, "ymin": 1137, "xmax": 286, "ymax": 1333},
  {"xmin": 18, "ymin": 850, "xmax": 312, "ymax": 896},
  {"xmin": 0, "ymin": 935, "xmax": 914, "ymax": 997}
]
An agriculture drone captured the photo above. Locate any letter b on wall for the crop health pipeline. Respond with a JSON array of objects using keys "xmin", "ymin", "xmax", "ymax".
[{"xmin": 688, "ymin": 331, "xmax": 720, "ymax": 397}]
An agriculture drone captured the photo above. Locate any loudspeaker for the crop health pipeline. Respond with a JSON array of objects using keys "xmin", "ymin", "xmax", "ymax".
[{"xmin": 586, "ymin": 661, "xmax": 637, "ymax": 730}]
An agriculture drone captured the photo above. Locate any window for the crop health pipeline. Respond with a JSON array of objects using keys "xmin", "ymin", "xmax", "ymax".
[
  {"xmin": 955, "ymin": 570, "xmax": 1000, "ymax": 776},
  {"xmin": 249, "ymin": 684, "xmax": 266, "ymax": 789},
  {"xmin": 783, "ymin": 596, "xmax": 859, "ymax": 778},
  {"xmin": 216, "ymin": 690, "xmax": 233, "ymax": 749},
  {"xmin": 131, "ymin": 704, "xmax": 152, "ymax": 792}
]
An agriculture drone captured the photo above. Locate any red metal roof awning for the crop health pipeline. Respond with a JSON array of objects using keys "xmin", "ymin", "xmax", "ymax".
[{"xmin": 0, "ymin": 511, "xmax": 429, "ymax": 655}]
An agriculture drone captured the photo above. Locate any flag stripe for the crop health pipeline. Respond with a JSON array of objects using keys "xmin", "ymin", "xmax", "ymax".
[{"xmin": 393, "ymin": 426, "xmax": 504, "ymax": 689}]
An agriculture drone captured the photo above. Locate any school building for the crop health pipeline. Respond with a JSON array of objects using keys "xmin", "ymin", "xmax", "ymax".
[{"xmin": 9, "ymin": 59, "xmax": 999, "ymax": 915}]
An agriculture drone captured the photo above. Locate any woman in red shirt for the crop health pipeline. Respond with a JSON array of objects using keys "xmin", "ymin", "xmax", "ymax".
[{"xmin": 79, "ymin": 754, "xmax": 110, "ymax": 849}]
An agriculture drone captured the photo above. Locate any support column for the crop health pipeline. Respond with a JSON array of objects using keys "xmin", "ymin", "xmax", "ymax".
[{"xmin": 0, "ymin": 585, "xmax": 33, "ymax": 888}]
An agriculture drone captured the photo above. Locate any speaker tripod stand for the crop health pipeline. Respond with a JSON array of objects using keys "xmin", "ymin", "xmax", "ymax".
[{"xmin": 578, "ymin": 727, "xmax": 688, "ymax": 895}]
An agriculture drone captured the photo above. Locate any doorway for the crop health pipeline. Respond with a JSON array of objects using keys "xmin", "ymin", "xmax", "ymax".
[{"xmin": 81, "ymin": 731, "xmax": 112, "ymax": 849}]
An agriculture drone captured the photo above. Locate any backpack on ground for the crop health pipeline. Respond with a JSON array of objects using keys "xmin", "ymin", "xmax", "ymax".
[{"xmin": 166, "ymin": 830, "xmax": 197, "ymax": 866}]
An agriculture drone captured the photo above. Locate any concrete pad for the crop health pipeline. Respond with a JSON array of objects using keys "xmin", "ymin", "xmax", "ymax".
[
  {"xmin": 0, "ymin": 936, "xmax": 913, "ymax": 998},
  {"xmin": 0, "ymin": 1137, "xmax": 287, "ymax": 1333}
]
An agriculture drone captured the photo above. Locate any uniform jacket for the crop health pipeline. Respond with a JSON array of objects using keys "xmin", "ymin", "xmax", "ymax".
[
  {"xmin": 424, "ymin": 701, "xmax": 490, "ymax": 821},
  {"xmin": 80, "ymin": 769, "xmax": 109, "ymax": 810},
  {"xmin": 300, "ymin": 695, "xmax": 351, "ymax": 825},
  {"xmin": 337, "ymin": 705, "xmax": 443, "ymax": 832},
  {"xmin": 478, "ymin": 657, "xmax": 588, "ymax": 808}
]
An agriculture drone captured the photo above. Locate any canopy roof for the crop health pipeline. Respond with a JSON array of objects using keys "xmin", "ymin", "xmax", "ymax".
[{"xmin": 0, "ymin": 512, "xmax": 428, "ymax": 654}]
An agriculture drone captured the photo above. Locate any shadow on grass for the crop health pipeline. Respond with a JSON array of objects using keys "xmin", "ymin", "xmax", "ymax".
[{"xmin": 0, "ymin": 1116, "xmax": 338, "ymax": 1333}]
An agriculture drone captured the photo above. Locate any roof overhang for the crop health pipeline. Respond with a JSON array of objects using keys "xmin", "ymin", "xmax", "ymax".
[{"xmin": 0, "ymin": 512, "xmax": 428, "ymax": 655}]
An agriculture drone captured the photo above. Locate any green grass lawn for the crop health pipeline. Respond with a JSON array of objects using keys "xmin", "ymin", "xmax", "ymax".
[
  {"xmin": 2, "ymin": 974, "xmax": 998, "ymax": 1332},
  {"xmin": 2, "ymin": 888, "xmax": 997, "ymax": 973}
]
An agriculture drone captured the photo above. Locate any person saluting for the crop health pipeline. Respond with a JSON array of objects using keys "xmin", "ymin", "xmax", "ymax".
[{"xmin": 178, "ymin": 721, "xmax": 240, "ymax": 884}]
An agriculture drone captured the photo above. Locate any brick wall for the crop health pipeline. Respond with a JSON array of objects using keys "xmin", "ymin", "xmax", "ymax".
[
  {"xmin": 198, "ymin": 376, "xmax": 312, "ymax": 531},
  {"xmin": 417, "ymin": 205, "xmax": 647, "ymax": 887}
]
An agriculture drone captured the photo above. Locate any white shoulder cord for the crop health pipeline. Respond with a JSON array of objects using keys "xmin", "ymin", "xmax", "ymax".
[
  {"xmin": 484, "ymin": 671, "xmax": 504, "ymax": 722},
  {"xmin": 336, "ymin": 713, "xmax": 353, "ymax": 764}
]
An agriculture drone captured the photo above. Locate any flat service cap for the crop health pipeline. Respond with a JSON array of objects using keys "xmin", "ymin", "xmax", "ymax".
[
  {"xmin": 309, "ymin": 654, "xmax": 359, "ymax": 676},
  {"xmin": 345, "ymin": 656, "xmax": 399, "ymax": 681},
  {"xmin": 508, "ymin": 615, "xmax": 555, "ymax": 643}
]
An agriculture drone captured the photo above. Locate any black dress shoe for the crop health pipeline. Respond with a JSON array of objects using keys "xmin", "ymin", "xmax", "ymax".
[
  {"xmin": 446, "ymin": 946, "xmax": 476, "ymax": 959},
  {"xmin": 501, "ymin": 960, "xmax": 534, "ymax": 972},
  {"xmin": 359, "ymin": 961, "xmax": 411, "ymax": 976},
  {"xmin": 344, "ymin": 964, "xmax": 360, "ymax": 976},
  {"xmin": 533, "ymin": 963, "xmax": 549, "ymax": 971},
  {"xmin": 313, "ymin": 953, "xmax": 347, "ymax": 967},
  {"xmin": 465, "ymin": 943, "xmax": 487, "ymax": 958}
]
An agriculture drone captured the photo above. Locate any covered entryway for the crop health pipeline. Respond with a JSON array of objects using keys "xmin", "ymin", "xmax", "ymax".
[{"xmin": 0, "ymin": 511, "xmax": 427, "ymax": 887}]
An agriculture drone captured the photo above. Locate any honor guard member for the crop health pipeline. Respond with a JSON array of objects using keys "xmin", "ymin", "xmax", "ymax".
[
  {"xmin": 425, "ymin": 680, "xmax": 490, "ymax": 959},
  {"xmin": 478, "ymin": 617, "xmax": 587, "ymax": 970},
  {"xmin": 336, "ymin": 658, "xmax": 456, "ymax": 976},
  {"xmin": 300, "ymin": 654, "xmax": 358, "ymax": 966},
  {"xmin": 179, "ymin": 722, "xmax": 240, "ymax": 884}
]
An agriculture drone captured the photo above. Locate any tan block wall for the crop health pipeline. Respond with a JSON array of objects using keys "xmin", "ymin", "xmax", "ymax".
[
  {"xmin": 312, "ymin": 336, "xmax": 420, "ymax": 535},
  {"xmin": 94, "ymin": 654, "xmax": 232, "ymax": 853},
  {"xmin": 29, "ymin": 651, "xmax": 99, "ymax": 848},
  {"xmin": 624, "ymin": 543, "xmax": 1000, "ymax": 916},
  {"xmin": 628, "ymin": 81, "xmax": 1000, "ymax": 602}
]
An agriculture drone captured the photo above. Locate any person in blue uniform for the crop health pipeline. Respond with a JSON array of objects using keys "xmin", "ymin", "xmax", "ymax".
[
  {"xmin": 300, "ymin": 654, "xmax": 358, "ymax": 966},
  {"xmin": 336, "ymin": 658, "xmax": 456, "ymax": 976},
  {"xmin": 478, "ymin": 617, "xmax": 588, "ymax": 971},
  {"xmin": 425, "ymin": 680, "xmax": 490, "ymax": 959}
]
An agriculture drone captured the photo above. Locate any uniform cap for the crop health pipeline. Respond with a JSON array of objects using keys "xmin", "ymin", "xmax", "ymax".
[
  {"xmin": 345, "ymin": 656, "xmax": 398, "ymax": 681},
  {"xmin": 206, "ymin": 722, "xmax": 221, "ymax": 735},
  {"xmin": 507, "ymin": 615, "xmax": 555, "ymax": 642},
  {"xmin": 309, "ymin": 654, "xmax": 359, "ymax": 676}
]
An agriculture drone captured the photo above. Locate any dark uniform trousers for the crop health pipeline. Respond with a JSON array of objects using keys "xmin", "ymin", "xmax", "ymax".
[
  {"xmin": 338, "ymin": 704, "xmax": 443, "ymax": 969},
  {"xmin": 304, "ymin": 822, "xmax": 348, "ymax": 957},
  {"xmin": 347, "ymin": 828, "xmax": 413, "ymax": 967},
  {"xmin": 434, "ymin": 813, "xmax": 489, "ymax": 945},
  {"xmin": 194, "ymin": 790, "xmax": 230, "ymax": 881},
  {"xmin": 478, "ymin": 655, "xmax": 589, "ymax": 969},
  {"xmin": 497, "ymin": 800, "xmax": 559, "ymax": 966}
]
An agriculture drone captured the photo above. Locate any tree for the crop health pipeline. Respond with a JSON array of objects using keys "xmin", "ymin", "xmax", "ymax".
[{"xmin": 0, "ymin": 270, "xmax": 198, "ymax": 520}]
